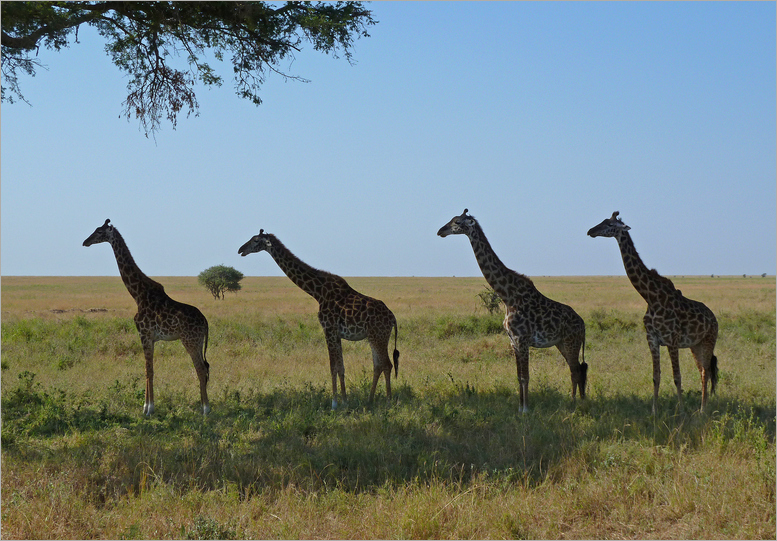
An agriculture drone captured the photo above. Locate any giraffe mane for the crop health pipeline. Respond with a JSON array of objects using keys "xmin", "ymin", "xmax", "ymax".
[
  {"xmin": 266, "ymin": 233, "xmax": 348, "ymax": 286},
  {"xmin": 649, "ymin": 267, "xmax": 678, "ymax": 293},
  {"xmin": 507, "ymin": 267, "xmax": 536, "ymax": 289},
  {"xmin": 110, "ymin": 227, "xmax": 166, "ymax": 293},
  {"xmin": 469, "ymin": 219, "xmax": 535, "ymax": 290}
]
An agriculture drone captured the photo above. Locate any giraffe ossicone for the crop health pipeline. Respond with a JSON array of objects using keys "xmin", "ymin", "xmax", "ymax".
[
  {"xmin": 238, "ymin": 230, "xmax": 399, "ymax": 409},
  {"xmin": 587, "ymin": 211, "xmax": 719, "ymax": 413},
  {"xmin": 83, "ymin": 219, "xmax": 211, "ymax": 416},
  {"xmin": 438, "ymin": 209, "xmax": 588, "ymax": 413}
]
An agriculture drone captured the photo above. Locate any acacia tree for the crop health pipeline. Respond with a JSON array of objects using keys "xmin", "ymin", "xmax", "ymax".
[
  {"xmin": 198, "ymin": 265, "xmax": 244, "ymax": 300},
  {"xmin": 2, "ymin": 1, "xmax": 375, "ymax": 135}
]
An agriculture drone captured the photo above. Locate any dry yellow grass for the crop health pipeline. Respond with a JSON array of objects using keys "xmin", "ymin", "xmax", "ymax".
[
  {"xmin": 3, "ymin": 274, "xmax": 773, "ymax": 320},
  {"xmin": 2, "ymin": 275, "xmax": 772, "ymax": 401},
  {"xmin": 1, "ymin": 275, "xmax": 774, "ymax": 539}
]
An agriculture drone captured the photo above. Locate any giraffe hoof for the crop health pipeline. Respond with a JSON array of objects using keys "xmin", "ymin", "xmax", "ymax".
[
  {"xmin": 202, "ymin": 404, "xmax": 211, "ymax": 416},
  {"xmin": 332, "ymin": 399, "xmax": 338, "ymax": 410},
  {"xmin": 144, "ymin": 403, "xmax": 154, "ymax": 416}
]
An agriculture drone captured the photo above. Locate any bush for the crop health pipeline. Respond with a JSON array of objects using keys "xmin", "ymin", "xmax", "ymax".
[
  {"xmin": 477, "ymin": 286, "xmax": 503, "ymax": 315},
  {"xmin": 198, "ymin": 265, "xmax": 244, "ymax": 300}
]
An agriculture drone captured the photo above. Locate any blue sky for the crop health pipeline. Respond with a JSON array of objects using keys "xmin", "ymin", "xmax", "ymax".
[{"xmin": 2, "ymin": 1, "xmax": 775, "ymax": 278}]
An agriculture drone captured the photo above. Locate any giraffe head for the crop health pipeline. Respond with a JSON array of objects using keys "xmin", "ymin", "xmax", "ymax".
[
  {"xmin": 587, "ymin": 211, "xmax": 631, "ymax": 239},
  {"xmin": 238, "ymin": 229, "xmax": 273, "ymax": 257},
  {"xmin": 83, "ymin": 219, "xmax": 115, "ymax": 247},
  {"xmin": 437, "ymin": 209, "xmax": 477, "ymax": 238}
]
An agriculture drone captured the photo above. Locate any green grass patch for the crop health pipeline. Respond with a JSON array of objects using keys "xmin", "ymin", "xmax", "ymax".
[{"xmin": 433, "ymin": 314, "xmax": 505, "ymax": 339}]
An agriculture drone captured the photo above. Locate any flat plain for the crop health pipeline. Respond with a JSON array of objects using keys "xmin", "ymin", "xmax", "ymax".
[{"xmin": 1, "ymin": 275, "xmax": 775, "ymax": 539}]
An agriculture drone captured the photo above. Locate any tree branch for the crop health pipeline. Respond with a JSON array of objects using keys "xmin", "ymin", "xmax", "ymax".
[
  {"xmin": 2, "ymin": 1, "xmax": 376, "ymax": 135},
  {"xmin": 2, "ymin": 7, "xmax": 106, "ymax": 50}
]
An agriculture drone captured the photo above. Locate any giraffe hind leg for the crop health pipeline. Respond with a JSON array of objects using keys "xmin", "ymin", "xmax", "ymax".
[
  {"xmin": 558, "ymin": 333, "xmax": 586, "ymax": 401},
  {"xmin": 369, "ymin": 339, "xmax": 393, "ymax": 403},
  {"xmin": 691, "ymin": 343, "xmax": 717, "ymax": 411},
  {"xmin": 368, "ymin": 366, "xmax": 391, "ymax": 403},
  {"xmin": 709, "ymin": 354, "xmax": 718, "ymax": 394},
  {"xmin": 183, "ymin": 335, "xmax": 210, "ymax": 415}
]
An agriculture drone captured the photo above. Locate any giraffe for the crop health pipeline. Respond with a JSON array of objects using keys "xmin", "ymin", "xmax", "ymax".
[
  {"xmin": 437, "ymin": 209, "xmax": 587, "ymax": 413},
  {"xmin": 83, "ymin": 219, "xmax": 211, "ymax": 416},
  {"xmin": 238, "ymin": 230, "xmax": 399, "ymax": 409},
  {"xmin": 587, "ymin": 211, "xmax": 719, "ymax": 413}
]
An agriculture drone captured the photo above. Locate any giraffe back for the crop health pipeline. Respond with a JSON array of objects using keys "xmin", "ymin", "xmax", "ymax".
[
  {"xmin": 319, "ymin": 289, "xmax": 396, "ymax": 343},
  {"xmin": 645, "ymin": 290, "xmax": 718, "ymax": 349}
]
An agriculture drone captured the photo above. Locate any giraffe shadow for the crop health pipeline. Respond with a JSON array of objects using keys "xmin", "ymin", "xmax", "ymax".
[
  {"xmin": 202, "ymin": 381, "xmax": 775, "ymax": 494},
  {"xmin": 2, "ymin": 376, "xmax": 774, "ymax": 502}
]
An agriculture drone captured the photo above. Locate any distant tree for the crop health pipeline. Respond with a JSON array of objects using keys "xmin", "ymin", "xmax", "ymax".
[
  {"xmin": 198, "ymin": 265, "xmax": 243, "ymax": 300},
  {"xmin": 1, "ymin": 1, "xmax": 376, "ymax": 135}
]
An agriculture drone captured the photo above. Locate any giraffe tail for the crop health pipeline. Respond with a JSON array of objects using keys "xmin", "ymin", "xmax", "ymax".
[
  {"xmin": 203, "ymin": 325, "xmax": 210, "ymax": 383},
  {"xmin": 392, "ymin": 320, "xmax": 400, "ymax": 378},
  {"xmin": 580, "ymin": 332, "xmax": 588, "ymax": 392},
  {"xmin": 709, "ymin": 353, "xmax": 718, "ymax": 395}
]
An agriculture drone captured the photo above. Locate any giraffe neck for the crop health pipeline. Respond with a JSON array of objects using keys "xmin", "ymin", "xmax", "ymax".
[
  {"xmin": 265, "ymin": 235, "xmax": 345, "ymax": 303},
  {"xmin": 615, "ymin": 230, "xmax": 668, "ymax": 304},
  {"xmin": 109, "ymin": 229, "xmax": 164, "ymax": 304},
  {"xmin": 466, "ymin": 223, "xmax": 534, "ymax": 306}
]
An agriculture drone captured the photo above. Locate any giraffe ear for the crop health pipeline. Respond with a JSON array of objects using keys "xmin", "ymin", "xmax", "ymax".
[{"xmin": 611, "ymin": 212, "xmax": 630, "ymax": 230}]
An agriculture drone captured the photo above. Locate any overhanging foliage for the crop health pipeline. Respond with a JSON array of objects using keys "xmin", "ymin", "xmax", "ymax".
[{"xmin": 1, "ymin": 1, "xmax": 376, "ymax": 135}]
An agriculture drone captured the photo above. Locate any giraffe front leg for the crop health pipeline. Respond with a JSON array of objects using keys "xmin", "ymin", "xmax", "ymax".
[
  {"xmin": 667, "ymin": 345, "xmax": 684, "ymax": 412},
  {"xmin": 338, "ymin": 369, "xmax": 346, "ymax": 406},
  {"xmin": 325, "ymin": 331, "xmax": 345, "ymax": 409},
  {"xmin": 646, "ymin": 336, "xmax": 661, "ymax": 415},
  {"xmin": 141, "ymin": 336, "xmax": 155, "ymax": 416},
  {"xmin": 511, "ymin": 339, "xmax": 530, "ymax": 413}
]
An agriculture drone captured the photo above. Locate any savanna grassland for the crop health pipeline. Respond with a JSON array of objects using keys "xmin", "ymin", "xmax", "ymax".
[{"xmin": 2, "ymin": 275, "xmax": 775, "ymax": 539}]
